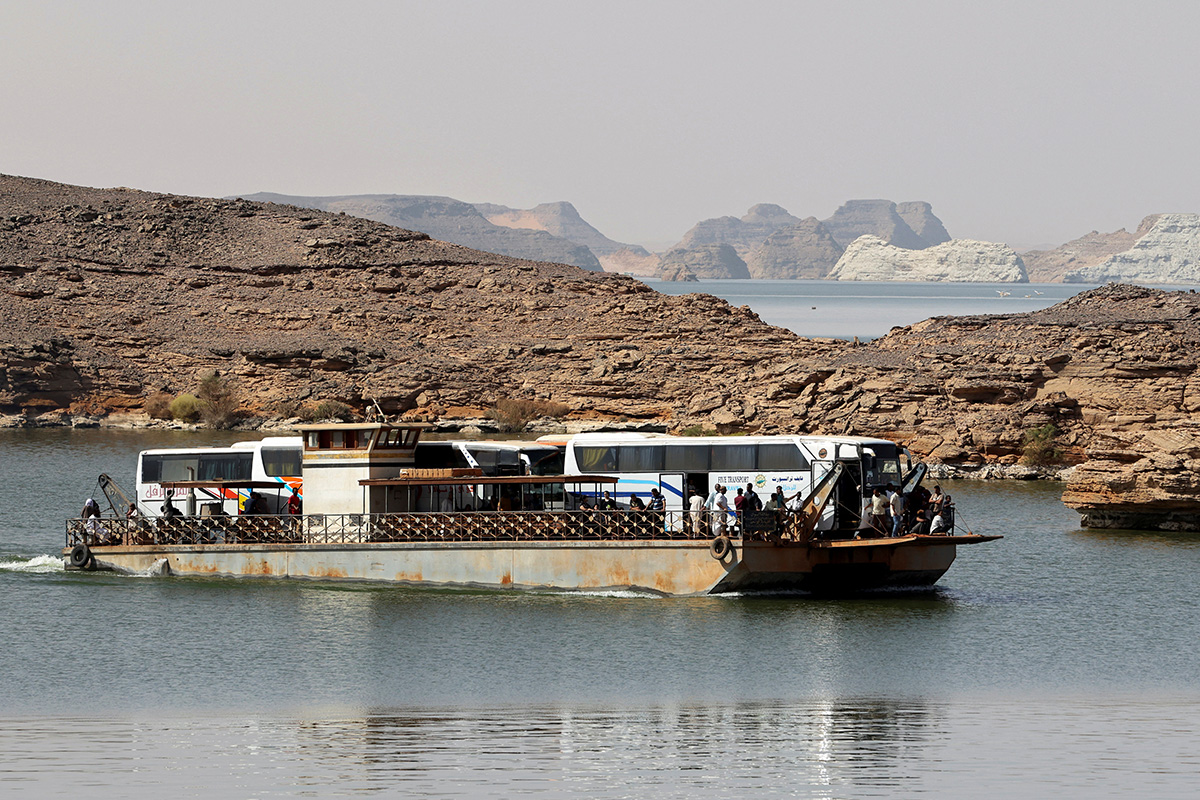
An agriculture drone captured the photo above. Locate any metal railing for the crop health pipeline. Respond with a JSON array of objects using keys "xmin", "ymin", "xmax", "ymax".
[{"xmin": 66, "ymin": 508, "xmax": 816, "ymax": 548}]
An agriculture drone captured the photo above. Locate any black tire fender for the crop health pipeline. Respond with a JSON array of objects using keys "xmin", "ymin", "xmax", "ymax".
[
  {"xmin": 709, "ymin": 535, "xmax": 733, "ymax": 561},
  {"xmin": 69, "ymin": 543, "xmax": 93, "ymax": 569}
]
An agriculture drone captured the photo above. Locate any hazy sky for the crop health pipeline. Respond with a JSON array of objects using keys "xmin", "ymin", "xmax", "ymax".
[{"xmin": 5, "ymin": 1, "xmax": 1200, "ymax": 249}]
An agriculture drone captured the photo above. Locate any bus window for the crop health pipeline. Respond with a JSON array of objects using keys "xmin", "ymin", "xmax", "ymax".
[
  {"xmin": 197, "ymin": 453, "xmax": 252, "ymax": 481},
  {"xmin": 758, "ymin": 444, "xmax": 807, "ymax": 471},
  {"xmin": 665, "ymin": 445, "xmax": 709, "ymax": 471},
  {"xmin": 575, "ymin": 446, "xmax": 618, "ymax": 472},
  {"xmin": 262, "ymin": 447, "xmax": 302, "ymax": 477},
  {"xmin": 618, "ymin": 445, "xmax": 663, "ymax": 472},
  {"xmin": 528, "ymin": 449, "xmax": 564, "ymax": 476},
  {"xmin": 712, "ymin": 443, "xmax": 755, "ymax": 471}
]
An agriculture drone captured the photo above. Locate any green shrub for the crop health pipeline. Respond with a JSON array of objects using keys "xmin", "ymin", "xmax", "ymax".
[
  {"xmin": 679, "ymin": 424, "xmax": 718, "ymax": 437},
  {"xmin": 1020, "ymin": 424, "xmax": 1062, "ymax": 466},
  {"xmin": 169, "ymin": 393, "xmax": 202, "ymax": 422}
]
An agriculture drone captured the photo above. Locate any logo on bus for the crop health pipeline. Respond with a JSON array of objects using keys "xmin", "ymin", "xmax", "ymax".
[
  {"xmin": 755, "ymin": 474, "xmax": 766, "ymax": 489},
  {"xmin": 818, "ymin": 448, "xmax": 828, "ymax": 458}
]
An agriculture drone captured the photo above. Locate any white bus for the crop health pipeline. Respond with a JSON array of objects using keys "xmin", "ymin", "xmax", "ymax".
[
  {"xmin": 136, "ymin": 437, "xmax": 565, "ymax": 516},
  {"xmin": 136, "ymin": 437, "xmax": 303, "ymax": 517},
  {"xmin": 562, "ymin": 432, "xmax": 909, "ymax": 532}
]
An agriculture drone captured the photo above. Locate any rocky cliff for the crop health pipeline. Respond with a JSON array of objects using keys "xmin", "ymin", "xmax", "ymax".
[
  {"xmin": 1063, "ymin": 214, "xmax": 1200, "ymax": 284},
  {"xmin": 745, "ymin": 218, "xmax": 844, "ymax": 279},
  {"xmin": 242, "ymin": 193, "xmax": 603, "ymax": 272},
  {"xmin": 823, "ymin": 200, "xmax": 932, "ymax": 250},
  {"xmin": 896, "ymin": 201, "xmax": 951, "ymax": 246},
  {"xmin": 655, "ymin": 243, "xmax": 750, "ymax": 280},
  {"xmin": 829, "ymin": 236, "xmax": 1029, "ymax": 282},
  {"xmin": 7, "ymin": 176, "xmax": 1200, "ymax": 530},
  {"xmin": 475, "ymin": 201, "xmax": 646, "ymax": 259},
  {"xmin": 1021, "ymin": 216, "xmax": 1160, "ymax": 283},
  {"xmin": 672, "ymin": 204, "xmax": 802, "ymax": 258}
]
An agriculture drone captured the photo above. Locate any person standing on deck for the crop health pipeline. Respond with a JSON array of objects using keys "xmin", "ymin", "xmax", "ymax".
[
  {"xmin": 890, "ymin": 491, "xmax": 906, "ymax": 537},
  {"xmin": 688, "ymin": 485, "xmax": 705, "ymax": 536},
  {"xmin": 712, "ymin": 486, "xmax": 731, "ymax": 536}
]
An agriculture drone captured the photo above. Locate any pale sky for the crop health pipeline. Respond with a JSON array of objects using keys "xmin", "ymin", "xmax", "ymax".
[{"xmin": 4, "ymin": 1, "xmax": 1199, "ymax": 250}]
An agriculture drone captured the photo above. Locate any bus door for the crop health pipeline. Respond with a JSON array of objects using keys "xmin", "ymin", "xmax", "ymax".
[{"xmin": 658, "ymin": 472, "xmax": 686, "ymax": 532}]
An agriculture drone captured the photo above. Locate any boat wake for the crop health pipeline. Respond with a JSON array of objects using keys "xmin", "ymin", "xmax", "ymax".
[
  {"xmin": 0, "ymin": 554, "xmax": 64, "ymax": 573},
  {"xmin": 107, "ymin": 557, "xmax": 171, "ymax": 578}
]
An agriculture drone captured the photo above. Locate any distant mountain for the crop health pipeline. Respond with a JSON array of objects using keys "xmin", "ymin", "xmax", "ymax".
[
  {"xmin": 745, "ymin": 218, "xmax": 844, "ymax": 279},
  {"xmin": 822, "ymin": 199, "xmax": 931, "ymax": 250},
  {"xmin": 1021, "ymin": 216, "xmax": 1159, "ymax": 283},
  {"xmin": 1063, "ymin": 214, "xmax": 1200, "ymax": 284},
  {"xmin": 656, "ymin": 243, "xmax": 750, "ymax": 280},
  {"xmin": 239, "ymin": 193, "xmax": 603, "ymax": 271},
  {"xmin": 673, "ymin": 203, "xmax": 802, "ymax": 258}
]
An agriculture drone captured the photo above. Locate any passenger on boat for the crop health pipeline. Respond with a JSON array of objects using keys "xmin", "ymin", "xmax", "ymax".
[
  {"xmin": 648, "ymin": 489, "xmax": 664, "ymax": 512},
  {"xmin": 929, "ymin": 510, "xmax": 948, "ymax": 534},
  {"xmin": 869, "ymin": 488, "xmax": 889, "ymax": 535},
  {"xmin": 161, "ymin": 494, "xmax": 182, "ymax": 519},
  {"xmin": 287, "ymin": 489, "xmax": 302, "ymax": 516},
  {"xmin": 910, "ymin": 507, "xmax": 929, "ymax": 536},
  {"xmin": 600, "ymin": 491, "xmax": 618, "ymax": 510},
  {"xmin": 890, "ymin": 491, "xmax": 907, "ymax": 537},
  {"xmin": 712, "ymin": 487, "xmax": 731, "ymax": 536},
  {"xmin": 744, "ymin": 484, "xmax": 762, "ymax": 512},
  {"xmin": 688, "ymin": 486, "xmax": 705, "ymax": 536},
  {"xmin": 628, "ymin": 494, "xmax": 646, "ymax": 511},
  {"xmin": 928, "ymin": 485, "xmax": 945, "ymax": 514},
  {"xmin": 126, "ymin": 502, "xmax": 138, "ymax": 519},
  {"xmin": 733, "ymin": 488, "xmax": 745, "ymax": 515},
  {"xmin": 81, "ymin": 498, "xmax": 100, "ymax": 520}
]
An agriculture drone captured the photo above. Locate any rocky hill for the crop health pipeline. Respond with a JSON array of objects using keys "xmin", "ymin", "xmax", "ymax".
[
  {"xmin": 656, "ymin": 243, "xmax": 749, "ymax": 280},
  {"xmin": 241, "ymin": 192, "xmax": 603, "ymax": 272},
  {"xmin": 745, "ymin": 218, "xmax": 844, "ymax": 279},
  {"xmin": 475, "ymin": 200, "xmax": 651, "ymax": 261},
  {"xmin": 823, "ymin": 199, "xmax": 933, "ymax": 250},
  {"xmin": 1021, "ymin": 216, "xmax": 1159, "ymax": 283},
  {"xmin": 829, "ymin": 236, "xmax": 1028, "ymax": 282},
  {"xmin": 1064, "ymin": 214, "xmax": 1200, "ymax": 284},
  {"xmin": 6, "ymin": 176, "xmax": 1200, "ymax": 529}
]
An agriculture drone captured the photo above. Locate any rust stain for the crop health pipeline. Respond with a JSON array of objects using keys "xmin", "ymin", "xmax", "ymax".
[
  {"xmin": 500, "ymin": 572, "xmax": 513, "ymax": 585},
  {"xmin": 311, "ymin": 566, "xmax": 348, "ymax": 579},
  {"xmin": 393, "ymin": 571, "xmax": 423, "ymax": 582},
  {"xmin": 652, "ymin": 571, "xmax": 677, "ymax": 594},
  {"xmin": 248, "ymin": 560, "xmax": 274, "ymax": 576},
  {"xmin": 178, "ymin": 560, "xmax": 219, "ymax": 574}
]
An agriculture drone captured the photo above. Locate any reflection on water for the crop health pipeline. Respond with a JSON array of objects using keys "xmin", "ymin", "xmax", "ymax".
[{"xmin": 4, "ymin": 700, "xmax": 1198, "ymax": 798}]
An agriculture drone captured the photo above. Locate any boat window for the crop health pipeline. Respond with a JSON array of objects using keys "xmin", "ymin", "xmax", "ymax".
[
  {"xmin": 618, "ymin": 445, "xmax": 663, "ymax": 472},
  {"xmin": 262, "ymin": 447, "xmax": 302, "ymax": 477},
  {"xmin": 758, "ymin": 444, "xmax": 808, "ymax": 471},
  {"xmin": 712, "ymin": 443, "xmax": 755, "ymax": 470},
  {"xmin": 575, "ymin": 446, "xmax": 618, "ymax": 472},
  {"xmin": 665, "ymin": 445, "xmax": 709, "ymax": 471}
]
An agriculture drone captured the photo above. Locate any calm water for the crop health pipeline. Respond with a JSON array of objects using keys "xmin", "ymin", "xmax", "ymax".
[
  {"xmin": 3, "ymin": 429, "xmax": 1200, "ymax": 797},
  {"xmin": 638, "ymin": 279, "xmax": 1200, "ymax": 339}
]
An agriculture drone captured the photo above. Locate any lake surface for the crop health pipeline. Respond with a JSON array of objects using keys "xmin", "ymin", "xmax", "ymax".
[
  {"xmin": 4, "ymin": 428, "xmax": 1200, "ymax": 797},
  {"xmin": 638, "ymin": 278, "xmax": 1200, "ymax": 340}
]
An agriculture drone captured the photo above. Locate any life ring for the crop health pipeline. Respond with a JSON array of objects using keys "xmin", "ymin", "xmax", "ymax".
[
  {"xmin": 69, "ymin": 543, "xmax": 93, "ymax": 569},
  {"xmin": 709, "ymin": 535, "xmax": 733, "ymax": 561}
]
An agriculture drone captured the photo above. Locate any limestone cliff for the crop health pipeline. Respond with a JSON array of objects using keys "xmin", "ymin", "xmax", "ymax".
[
  {"xmin": 745, "ymin": 218, "xmax": 844, "ymax": 279},
  {"xmin": 823, "ymin": 200, "xmax": 930, "ymax": 250},
  {"xmin": 474, "ymin": 200, "xmax": 646, "ymax": 261},
  {"xmin": 896, "ymin": 201, "xmax": 951, "ymax": 246},
  {"xmin": 1064, "ymin": 214, "xmax": 1200, "ymax": 284},
  {"xmin": 671, "ymin": 204, "xmax": 801, "ymax": 258},
  {"xmin": 1021, "ymin": 216, "xmax": 1159, "ymax": 283},
  {"xmin": 829, "ymin": 236, "xmax": 1028, "ymax": 282},
  {"xmin": 656, "ymin": 243, "xmax": 750, "ymax": 279},
  {"xmin": 242, "ymin": 193, "xmax": 603, "ymax": 272},
  {"xmin": 597, "ymin": 247, "xmax": 661, "ymax": 277}
]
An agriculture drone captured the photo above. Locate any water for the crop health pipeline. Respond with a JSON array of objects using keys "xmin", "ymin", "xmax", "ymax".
[
  {"xmin": 637, "ymin": 279, "xmax": 1200, "ymax": 339},
  {"xmin": 4, "ymin": 429, "xmax": 1200, "ymax": 796}
]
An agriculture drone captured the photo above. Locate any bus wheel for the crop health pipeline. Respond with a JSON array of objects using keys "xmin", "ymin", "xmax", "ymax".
[
  {"xmin": 709, "ymin": 535, "xmax": 733, "ymax": 561},
  {"xmin": 69, "ymin": 543, "xmax": 93, "ymax": 569}
]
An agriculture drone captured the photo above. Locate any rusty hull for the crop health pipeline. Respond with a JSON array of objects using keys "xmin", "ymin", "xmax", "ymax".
[{"xmin": 66, "ymin": 535, "xmax": 987, "ymax": 595}]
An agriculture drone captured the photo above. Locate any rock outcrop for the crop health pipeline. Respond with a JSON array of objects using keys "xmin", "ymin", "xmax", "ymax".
[
  {"xmin": 10, "ymin": 175, "xmax": 1200, "ymax": 530},
  {"xmin": 1064, "ymin": 214, "xmax": 1200, "ymax": 284},
  {"xmin": 671, "ymin": 204, "xmax": 802, "ymax": 258},
  {"xmin": 241, "ymin": 193, "xmax": 603, "ymax": 272},
  {"xmin": 474, "ymin": 201, "xmax": 644, "ymax": 259},
  {"xmin": 823, "ymin": 200, "xmax": 931, "ymax": 250},
  {"xmin": 745, "ymin": 218, "xmax": 844, "ymax": 279},
  {"xmin": 595, "ymin": 247, "xmax": 661, "ymax": 277},
  {"xmin": 829, "ymin": 236, "xmax": 1028, "ymax": 282},
  {"xmin": 656, "ymin": 243, "xmax": 750, "ymax": 280},
  {"xmin": 896, "ymin": 201, "xmax": 951, "ymax": 246},
  {"xmin": 1021, "ymin": 215, "xmax": 1160, "ymax": 283}
]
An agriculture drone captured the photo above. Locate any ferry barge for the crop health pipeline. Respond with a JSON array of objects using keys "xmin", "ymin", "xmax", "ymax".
[{"xmin": 63, "ymin": 422, "xmax": 999, "ymax": 595}]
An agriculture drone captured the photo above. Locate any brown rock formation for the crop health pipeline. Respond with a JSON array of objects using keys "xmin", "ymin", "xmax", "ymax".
[
  {"xmin": 6, "ymin": 175, "xmax": 1200, "ymax": 530},
  {"xmin": 745, "ymin": 218, "xmax": 844, "ymax": 279},
  {"xmin": 1020, "ymin": 215, "xmax": 1160, "ymax": 283},
  {"xmin": 655, "ymin": 243, "xmax": 750, "ymax": 280}
]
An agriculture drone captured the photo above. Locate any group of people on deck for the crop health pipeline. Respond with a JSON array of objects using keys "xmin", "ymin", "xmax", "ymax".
[{"xmin": 863, "ymin": 483, "xmax": 952, "ymax": 538}]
